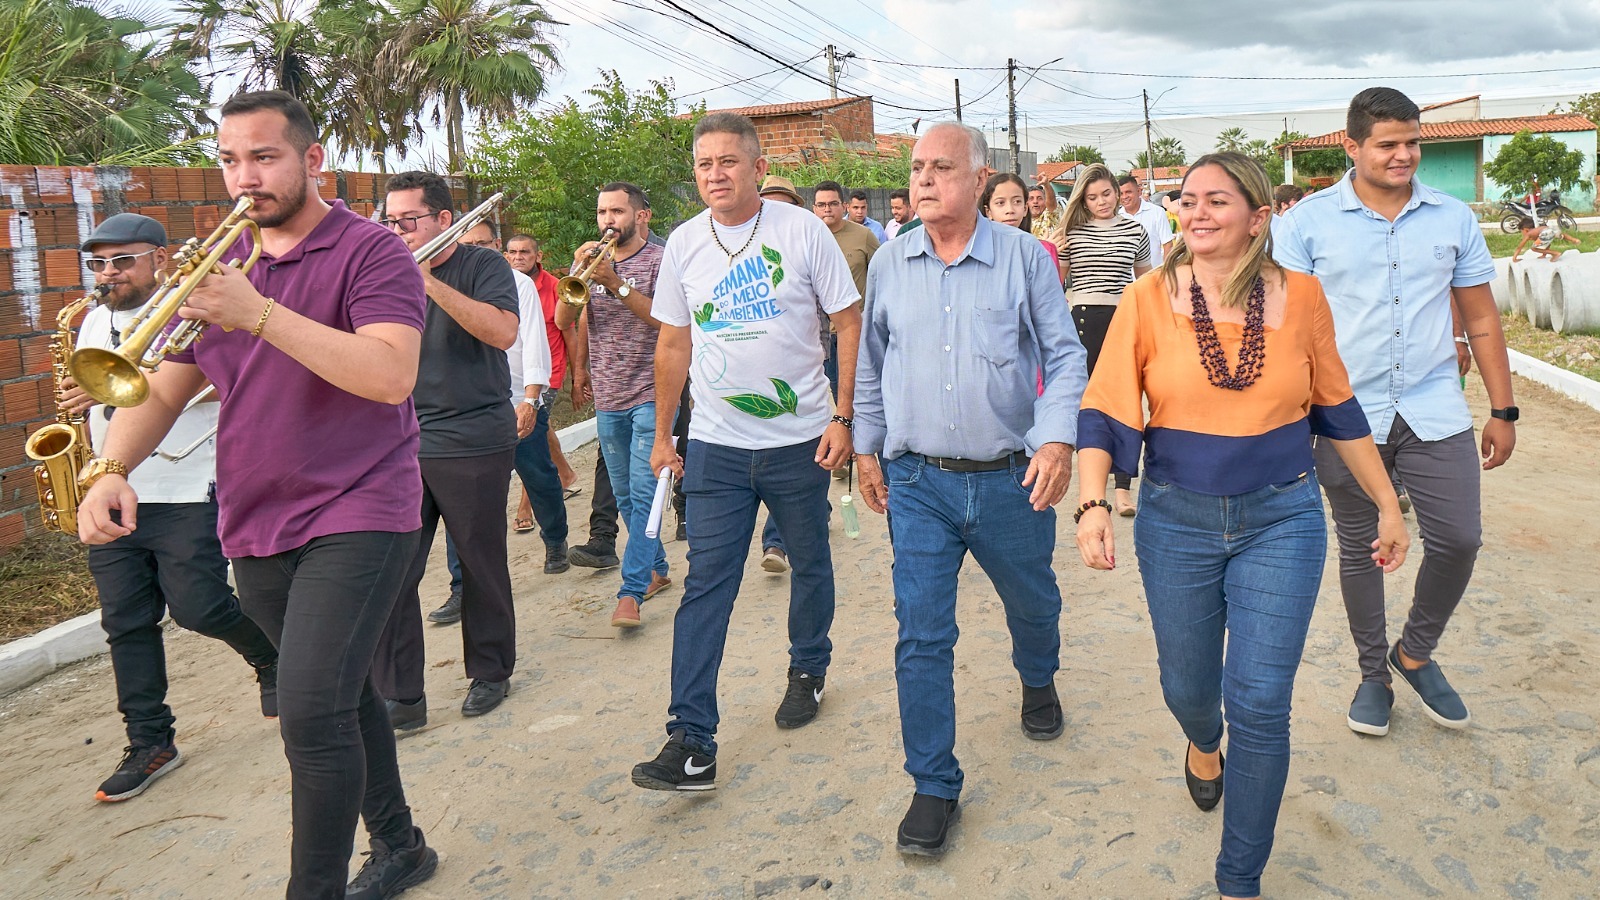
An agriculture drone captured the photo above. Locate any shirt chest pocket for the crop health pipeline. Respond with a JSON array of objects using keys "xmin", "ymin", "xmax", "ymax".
[{"xmin": 973, "ymin": 306, "xmax": 1021, "ymax": 367}]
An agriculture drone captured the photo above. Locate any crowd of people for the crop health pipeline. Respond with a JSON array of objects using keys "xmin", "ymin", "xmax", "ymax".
[{"xmin": 55, "ymin": 84, "xmax": 1519, "ymax": 899}]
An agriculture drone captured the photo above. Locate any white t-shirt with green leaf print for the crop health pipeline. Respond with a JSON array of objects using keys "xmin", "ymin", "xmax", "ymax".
[{"xmin": 653, "ymin": 198, "xmax": 860, "ymax": 450}]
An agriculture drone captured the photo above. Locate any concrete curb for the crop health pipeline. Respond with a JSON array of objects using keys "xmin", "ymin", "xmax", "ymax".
[
  {"xmin": 1509, "ymin": 348, "xmax": 1600, "ymax": 412},
  {"xmin": 0, "ymin": 417, "xmax": 600, "ymax": 699}
]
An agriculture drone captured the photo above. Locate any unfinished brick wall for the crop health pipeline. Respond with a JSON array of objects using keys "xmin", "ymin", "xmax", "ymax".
[
  {"xmin": 0, "ymin": 164, "xmax": 445, "ymax": 551},
  {"xmin": 753, "ymin": 98, "xmax": 876, "ymax": 159}
]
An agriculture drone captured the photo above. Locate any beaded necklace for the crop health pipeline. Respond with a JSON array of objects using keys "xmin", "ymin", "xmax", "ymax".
[
  {"xmin": 708, "ymin": 201, "xmax": 764, "ymax": 265},
  {"xmin": 1188, "ymin": 274, "xmax": 1267, "ymax": 390}
]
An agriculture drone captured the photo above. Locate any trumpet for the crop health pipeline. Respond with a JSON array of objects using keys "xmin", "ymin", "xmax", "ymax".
[
  {"xmin": 413, "ymin": 192, "xmax": 505, "ymax": 264},
  {"xmin": 557, "ymin": 229, "xmax": 619, "ymax": 308},
  {"xmin": 69, "ymin": 196, "xmax": 261, "ymax": 408}
]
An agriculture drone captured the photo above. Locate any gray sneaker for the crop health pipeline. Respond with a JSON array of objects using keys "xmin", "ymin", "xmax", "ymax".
[
  {"xmin": 1388, "ymin": 646, "xmax": 1470, "ymax": 729},
  {"xmin": 1347, "ymin": 681, "xmax": 1393, "ymax": 736}
]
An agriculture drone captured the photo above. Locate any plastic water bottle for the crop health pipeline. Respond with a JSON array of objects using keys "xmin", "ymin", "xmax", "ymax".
[{"xmin": 840, "ymin": 493, "xmax": 861, "ymax": 539}]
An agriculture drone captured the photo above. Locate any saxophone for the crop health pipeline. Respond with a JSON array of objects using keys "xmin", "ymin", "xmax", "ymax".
[{"xmin": 25, "ymin": 283, "xmax": 111, "ymax": 534}]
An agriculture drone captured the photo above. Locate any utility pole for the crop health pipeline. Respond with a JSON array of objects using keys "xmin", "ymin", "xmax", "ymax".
[
  {"xmin": 955, "ymin": 79, "xmax": 962, "ymax": 122},
  {"xmin": 1142, "ymin": 88, "xmax": 1156, "ymax": 195},
  {"xmin": 826, "ymin": 44, "xmax": 839, "ymax": 99},
  {"xmin": 1007, "ymin": 58, "xmax": 1020, "ymax": 174}
]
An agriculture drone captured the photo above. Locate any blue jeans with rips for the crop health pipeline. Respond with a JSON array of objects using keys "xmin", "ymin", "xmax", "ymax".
[
  {"xmin": 1133, "ymin": 473, "xmax": 1327, "ymax": 899},
  {"xmin": 665, "ymin": 437, "xmax": 834, "ymax": 755},
  {"xmin": 595, "ymin": 402, "xmax": 667, "ymax": 601},
  {"xmin": 885, "ymin": 453, "xmax": 1062, "ymax": 801}
]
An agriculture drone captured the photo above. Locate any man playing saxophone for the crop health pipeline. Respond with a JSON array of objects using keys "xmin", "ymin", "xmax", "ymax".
[
  {"xmin": 58, "ymin": 213, "xmax": 280, "ymax": 804},
  {"xmin": 76, "ymin": 91, "xmax": 437, "ymax": 899}
]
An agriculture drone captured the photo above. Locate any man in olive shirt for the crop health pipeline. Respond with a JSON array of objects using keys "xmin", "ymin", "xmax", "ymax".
[{"xmin": 813, "ymin": 180, "xmax": 879, "ymax": 298}]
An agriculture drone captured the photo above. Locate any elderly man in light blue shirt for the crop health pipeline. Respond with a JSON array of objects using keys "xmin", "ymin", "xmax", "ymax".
[
  {"xmin": 1275, "ymin": 87, "xmax": 1517, "ymax": 741},
  {"xmin": 854, "ymin": 122, "xmax": 1086, "ymax": 858}
]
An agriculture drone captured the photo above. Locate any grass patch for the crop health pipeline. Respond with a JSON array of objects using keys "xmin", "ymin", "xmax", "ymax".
[
  {"xmin": 1483, "ymin": 230, "xmax": 1600, "ymax": 258},
  {"xmin": 0, "ymin": 532, "xmax": 99, "ymax": 642},
  {"xmin": 1502, "ymin": 313, "xmax": 1600, "ymax": 382}
]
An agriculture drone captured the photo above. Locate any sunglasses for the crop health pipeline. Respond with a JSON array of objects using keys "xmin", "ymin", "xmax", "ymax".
[
  {"xmin": 84, "ymin": 248, "xmax": 159, "ymax": 273},
  {"xmin": 378, "ymin": 211, "xmax": 441, "ymax": 233}
]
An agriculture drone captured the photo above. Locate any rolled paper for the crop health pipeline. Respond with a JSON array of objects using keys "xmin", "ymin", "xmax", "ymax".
[{"xmin": 645, "ymin": 467, "xmax": 673, "ymax": 539}]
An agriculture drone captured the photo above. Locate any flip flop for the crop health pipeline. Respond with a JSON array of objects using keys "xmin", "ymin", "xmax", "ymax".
[
  {"xmin": 513, "ymin": 517, "xmax": 534, "ymax": 533},
  {"xmin": 562, "ymin": 486, "xmax": 582, "ymax": 500}
]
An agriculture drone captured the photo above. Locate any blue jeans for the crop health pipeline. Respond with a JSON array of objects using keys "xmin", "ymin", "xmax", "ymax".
[
  {"xmin": 666, "ymin": 437, "xmax": 834, "ymax": 754},
  {"xmin": 596, "ymin": 402, "xmax": 667, "ymax": 600},
  {"xmin": 885, "ymin": 454, "xmax": 1062, "ymax": 800},
  {"xmin": 1134, "ymin": 474, "xmax": 1327, "ymax": 899}
]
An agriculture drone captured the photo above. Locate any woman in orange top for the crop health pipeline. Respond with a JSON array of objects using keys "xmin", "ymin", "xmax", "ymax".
[{"xmin": 1073, "ymin": 153, "xmax": 1408, "ymax": 900}]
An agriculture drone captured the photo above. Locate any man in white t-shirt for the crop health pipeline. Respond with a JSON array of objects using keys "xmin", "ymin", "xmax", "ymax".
[
  {"xmin": 631, "ymin": 112, "xmax": 861, "ymax": 792},
  {"xmin": 58, "ymin": 214, "xmax": 279, "ymax": 803},
  {"xmin": 1117, "ymin": 174, "xmax": 1174, "ymax": 267}
]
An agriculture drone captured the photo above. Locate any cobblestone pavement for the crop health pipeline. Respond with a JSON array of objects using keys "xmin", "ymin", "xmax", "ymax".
[{"xmin": 1, "ymin": 379, "xmax": 1597, "ymax": 898}]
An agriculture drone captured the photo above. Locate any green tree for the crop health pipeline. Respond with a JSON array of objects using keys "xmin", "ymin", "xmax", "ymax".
[
  {"xmin": 1553, "ymin": 91, "xmax": 1599, "ymax": 124},
  {"xmin": 1275, "ymin": 130, "xmax": 1348, "ymax": 178},
  {"xmin": 1214, "ymin": 127, "xmax": 1249, "ymax": 153},
  {"xmin": 771, "ymin": 143, "xmax": 911, "ymax": 189},
  {"xmin": 0, "ymin": 0, "xmax": 210, "ymax": 165},
  {"xmin": 465, "ymin": 71, "xmax": 699, "ymax": 263},
  {"xmin": 1045, "ymin": 143, "xmax": 1104, "ymax": 166},
  {"xmin": 1129, "ymin": 136, "xmax": 1186, "ymax": 171},
  {"xmin": 381, "ymin": 0, "xmax": 560, "ymax": 173},
  {"xmin": 173, "ymin": 0, "xmax": 323, "ymax": 100},
  {"xmin": 1484, "ymin": 129, "xmax": 1586, "ymax": 195}
]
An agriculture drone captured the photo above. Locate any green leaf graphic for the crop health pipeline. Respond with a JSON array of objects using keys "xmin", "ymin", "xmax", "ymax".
[
  {"xmin": 725, "ymin": 393, "xmax": 789, "ymax": 418},
  {"xmin": 761, "ymin": 244, "xmax": 782, "ymax": 266},
  {"xmin": 772, "ymin": 378, "xmax": 798, "ymax": 413},
  {"xmin": 694, "ymin": 302, "xmax": 714, "ymax": 325},
  {"xmin": 771, "ymin": 266, "xmax": 785, "ymax": 288}
]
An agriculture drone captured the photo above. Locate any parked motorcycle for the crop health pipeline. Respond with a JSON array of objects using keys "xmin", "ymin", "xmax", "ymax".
[{"xmin": 1499, "ymin": 190, "xmax": 1577, "ymax": 233}]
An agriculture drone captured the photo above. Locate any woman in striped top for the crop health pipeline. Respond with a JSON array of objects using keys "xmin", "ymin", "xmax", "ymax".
[
  {"xmin": 1054, "ymin": 162, "xmax": 1151, "ymax": 514},
  {"xmin": 1073, "ymin": 153, "xmax": 1409, "ymax": 899}
]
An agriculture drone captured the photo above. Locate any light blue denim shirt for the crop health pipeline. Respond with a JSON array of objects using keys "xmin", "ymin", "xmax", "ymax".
[
  {"xmin": 853, "ymin": 215, "xmax": 1087, "ymax": 461},
  {"xmin": 1273, "ymin": 171, "xmax": 1496, "ymax": 442}
]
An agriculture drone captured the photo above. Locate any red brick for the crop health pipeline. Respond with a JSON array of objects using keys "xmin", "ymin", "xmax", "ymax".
[
  {"xmin": 0, "ymin": 165, "xmax": 41, "ymax": 207},
  {"xmin": 0, "ymin": 511, "xmax": 25, "ymax": 550},
  {"xmin": 0, "ymin": 339, "xmax": 20, "ymax": 379},
  {"xmin": 2, "ymin": 379, "xmax": 41, "ymax": 421},
  {"xmin": 20, "ymin": 335, "xmax": 51, "ymax": 374},
  {"xmin": 33, "ymin": 167, "xmax": 74, "ymax": 204},
  {"xmin": 0, "ymin": 423, "xmax": 26, "ymax": 468},
  {"xmin": 42, "ymin": 249, "xmax": 82, "ymax": 288},
  {"xmin": 123, "ymin": 167, "xmax": 153, "ymax": 202}
]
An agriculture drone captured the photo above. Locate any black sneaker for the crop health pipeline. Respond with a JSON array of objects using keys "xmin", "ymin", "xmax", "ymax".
[
  {"xmin": 632, "ymin": 731, "xmax": 716, "ymax": 791},
  {"xmin": 544, "ymin": 540, "xmax": 570, "ymax": 574},
  {"xmin": 345, "ymin": 827, "xmax": 438, "ymax": 900},
  {"xmin": 774, "ymin": 667, "xmax": 824, "ymax": 729},
  {"xmin": 1020, "ymin": 681, "xmax": 1063, "ymax": 740},
  {"xmin": 427, "ymin": 586, "xmax": 462, "ymax": 625},
  {"xmin": 897, "ymin": 793, "xmax": 960, "ymax": 856},
  {"xmin": 255, "ymin": 662, "xmax": 279, "ymax": 718},
  {"xmin": 95, "ymin": 743, "xmax": 183, "ymax": 802},
  {"xmin": 568, "ymin": 541, "xmax": 620, "ymax": 569}
]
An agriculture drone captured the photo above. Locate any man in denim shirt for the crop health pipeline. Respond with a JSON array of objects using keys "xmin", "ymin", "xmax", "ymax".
[
  {"xmin": 1276, "ymin": 87, "xmax": 1517, "ymax": 739},
  {"xmin": 854, "ymin": 122, "xmax": 1087, "ymax": 857}
]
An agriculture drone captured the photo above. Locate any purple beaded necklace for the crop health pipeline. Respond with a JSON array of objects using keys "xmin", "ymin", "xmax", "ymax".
[{"xmin": 1188, "ymin": 275, "xmax": 1267, "ymax": 390}]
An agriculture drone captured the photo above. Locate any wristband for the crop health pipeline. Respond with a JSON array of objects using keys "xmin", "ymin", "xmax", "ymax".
[
  {"xmin": 831, "ymin": 414, "xmax": 854, "ymax": 430},
  {"xmin": 1073, "ymin": 499, "xmax": 1112, "ymax": 524},
  {"xmin": 251, "ymin": 297, "xmax": 276, "ymax": 337}
]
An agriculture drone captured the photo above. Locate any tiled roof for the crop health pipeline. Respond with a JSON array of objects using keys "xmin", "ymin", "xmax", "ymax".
[
  {"xmin": 1037, "ymin": 161, "xmax": 1080, "ymax": 182},
  {"xmin": 1285, "ymin": 114, "xmax": 1597, "ymax": 149},
  {"xmin": 705, "ymin": 96, "xmax": 871, "ymax": 119},
  {"xmin": 875, "ymin": 133, "xmax": 916, "ymax": 154},
  {"xmin": 1136, "ymin": 165, "xmax": 1189, "ymax": 180}
]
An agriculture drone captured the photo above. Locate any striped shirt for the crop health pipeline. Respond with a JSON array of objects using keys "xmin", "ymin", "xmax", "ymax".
[{"xmin": 1058, "ymin": 217, "xmax": 1151, "ymax": 299}]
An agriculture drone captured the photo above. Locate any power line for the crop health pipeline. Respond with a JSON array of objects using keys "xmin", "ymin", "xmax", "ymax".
[{"xmin": 843, "ymin": 55, "xmax": 1600, "ymax": 82}]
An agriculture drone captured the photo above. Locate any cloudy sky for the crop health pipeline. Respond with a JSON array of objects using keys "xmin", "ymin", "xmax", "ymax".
[{"xmin": 528, "ymin": 0, "xmax": 1600, "ymax": 166}]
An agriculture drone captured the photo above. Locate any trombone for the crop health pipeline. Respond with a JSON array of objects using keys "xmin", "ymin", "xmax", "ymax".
[
  {"xmin": 414, "ymin": 192, "xmax": 505, "ymax": 264},
  {"xmin": 69, "ymin": 196, "xmax": 261, "ymax": 408},
  {"xmin": 557, "ymin": 229, "xmax": 619, "ymax": 308},
  {"xmin": 153, "ymin": 386, "xmax": 219, "ymax": 461}
]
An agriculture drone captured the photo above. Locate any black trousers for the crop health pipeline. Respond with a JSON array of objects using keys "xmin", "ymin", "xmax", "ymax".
[
  {"xmin": 373, "ymin": 449, "xmax": 518, "ymax": 701},
  {"xmin": 1073, "ymin": 303, "xmax": 1133, "ymax": 490},
  {"xmin": 89, "ymin": 501, "xmax": 276, "ymax": 747},
  {"xmin": 233, "ymin": 530, "xmax": 420, "ymax": 900}
]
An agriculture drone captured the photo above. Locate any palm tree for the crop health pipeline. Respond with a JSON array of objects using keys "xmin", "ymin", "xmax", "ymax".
[
  {"xmin": 1214, "ymin": 127, "xmax": 1249, "ymax": 154},
  {"xmin": 172, "ymin": 0, "xmax": 323, "ymax": 100},
  {"xmin": 380, "ymin": 0, "xmax": 559, "ymax": 172},
  {"xmin": 0, "ymin": 0, "xmax": 209, "ymax": 165}
]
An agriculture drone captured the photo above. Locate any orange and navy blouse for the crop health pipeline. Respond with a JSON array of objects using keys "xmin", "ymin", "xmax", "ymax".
[{"xmin": 1077, "ymin": 269, "xmax": 1370, "ymax": 496}]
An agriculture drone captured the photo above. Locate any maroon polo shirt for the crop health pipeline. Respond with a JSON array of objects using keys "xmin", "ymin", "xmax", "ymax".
[{"xmin": 169, "ymin": 200, "xmax": 426, "ymax": 558}]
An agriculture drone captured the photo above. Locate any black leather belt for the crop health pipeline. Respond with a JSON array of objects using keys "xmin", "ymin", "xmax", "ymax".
[{"xmin": 912, "ymin": 451, "xmax": 1029, "ymax": 473}]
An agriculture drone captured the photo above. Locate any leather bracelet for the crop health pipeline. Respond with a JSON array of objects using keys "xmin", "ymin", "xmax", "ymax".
[
  {"xmin": 831, "ymin": 414, "xmax": 854, "ymax": 430},
  {"xmin": 1073, "ymin": 499, "xmax": 1112, "ymax": 523},
  {"xmin": 251, "ymin": 298, "xmax": 276, "ymax": 337}
]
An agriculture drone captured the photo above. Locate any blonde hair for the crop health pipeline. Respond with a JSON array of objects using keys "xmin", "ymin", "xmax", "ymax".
[
  {"xmin": 1161, "ymin": 152, "xmax": 1283, "ymax": 310},
  {"xmin": 1053, "ymin": 163, "xmax": 1117, "ymax": 242}
]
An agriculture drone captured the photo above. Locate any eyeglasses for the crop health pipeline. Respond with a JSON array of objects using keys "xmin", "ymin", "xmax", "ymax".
[
  {"xmin": 378, "ymin": 212, "xmax": 441, "ymax": 233},
  {"xmin": 84, "ymin": 248, "xmax": 159, "ymax": 273},
  {"xmin": 813, "ymin": 200, "xmax": 842, "ymax": 209}
]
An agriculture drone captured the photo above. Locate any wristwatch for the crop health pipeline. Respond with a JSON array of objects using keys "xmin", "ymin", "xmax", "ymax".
[
  {"xmin": 78, "ymin": 457, "xmax": 129, "ymax": 491},
  {"xmin": 1489, "ymin": 406, "xmax": 1520, "ymax": 422},
  {"xmin": 615, "ymin": 282, "xmax": 633, "ymax": 300}
]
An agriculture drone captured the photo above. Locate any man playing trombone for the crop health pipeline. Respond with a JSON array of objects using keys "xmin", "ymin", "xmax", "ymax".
[{"xmin": 76, "ymin": 90, "xmax": 437, "ymax": 899}]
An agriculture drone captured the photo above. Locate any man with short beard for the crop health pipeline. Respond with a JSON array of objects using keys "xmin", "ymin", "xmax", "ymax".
[
  {"xmin": 59, "ymin": 214, "xmax": 280, "ymax": 804},
  {"xmin": 885, "ymin": 187, "xmax": 913, "ymax": 238}
]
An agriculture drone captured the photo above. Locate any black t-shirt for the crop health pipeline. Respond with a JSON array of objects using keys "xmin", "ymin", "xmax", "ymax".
[{"xmin": 415, "ymin": 242, "xmax": 519, "ymax": 458}]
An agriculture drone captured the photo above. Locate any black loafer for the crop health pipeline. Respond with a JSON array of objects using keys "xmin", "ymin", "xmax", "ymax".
[
  {"xmin": 461, "ymin": 679, "xmax": 509, "ymax": 717},
  {"xmin": 896, "ymin": 793, "xmax": 960, "ymax": 856},
  {"xmin": 1184, "ymin": 742, "xmax": 1224, "ymax": 812},
  {"xmin": 1020, "ymin": 681, "xmax": 1063, "ymax": 740}
]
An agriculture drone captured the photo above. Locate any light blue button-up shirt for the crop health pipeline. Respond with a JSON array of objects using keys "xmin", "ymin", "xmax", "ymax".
[
  {"xmin": 1273, "ymin": 171, "xmax": 1495, "ymax": 443},
  {"xmin": 853, "ymin": 216, "xmax": 1087, "ymax": 461}
]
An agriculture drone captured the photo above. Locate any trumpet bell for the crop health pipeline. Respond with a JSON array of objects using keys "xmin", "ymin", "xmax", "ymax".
[
  {"xmin": 71, "ymin": 346, "xmax": 151, "ymax": 408},
  {"xmin": 557, "ymin": 276, "xmax": 590, "ymax": 307}
]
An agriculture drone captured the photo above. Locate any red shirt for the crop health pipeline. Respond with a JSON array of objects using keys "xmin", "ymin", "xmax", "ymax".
[{"xmin": 534, "ymin": 267, "xmax": 567, "ymax": 390}]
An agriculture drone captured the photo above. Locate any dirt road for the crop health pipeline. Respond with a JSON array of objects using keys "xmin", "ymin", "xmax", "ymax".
[{"xmin": 1, "ymin": 376, "xmax": 1596, "ymax": 899}]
